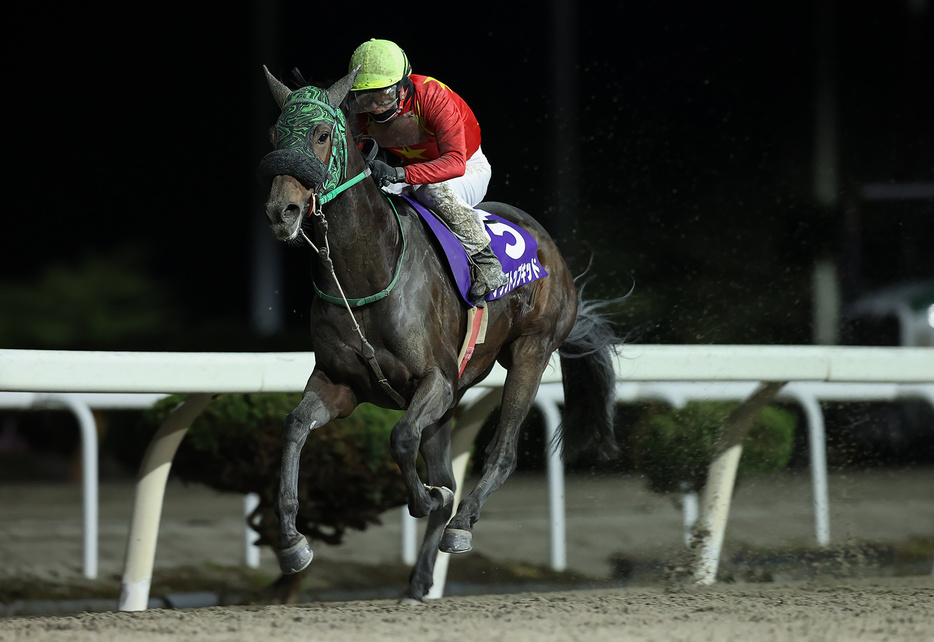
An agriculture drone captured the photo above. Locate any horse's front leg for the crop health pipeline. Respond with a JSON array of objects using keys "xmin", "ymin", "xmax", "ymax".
[
  {"xmin": 391, "ymin": 368, "xmax": 455, "ymax": 519},
  {"xmin": 276, "ymin": 371, "xmax": 356, "ymax": 574}
]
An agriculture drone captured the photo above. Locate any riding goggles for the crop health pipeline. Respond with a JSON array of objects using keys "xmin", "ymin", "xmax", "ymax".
[{"xmin": 350, "ymin": 85, "xmax": 399, "ymax": 114}]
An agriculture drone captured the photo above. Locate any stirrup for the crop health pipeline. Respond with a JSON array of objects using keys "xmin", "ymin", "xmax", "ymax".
[
  {"xmin": 469, "ymin": 272, "xmax": 508, "ymax": 306},
  {"xmin": 468, "ymin": 245, "xmax": 508, "ymax": 305}
]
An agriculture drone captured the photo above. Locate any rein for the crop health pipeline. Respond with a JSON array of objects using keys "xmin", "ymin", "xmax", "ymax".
[
  {"xmin": 316, "ymin": 168, "xmax": 369, "ymax": 206},
  {"xmin": 300, "ymin": 179, "xmax": 408, "ymax": 408},
  {"xmin": 308, "ymin": 187, "xmax": 406, "ymax": 306},
  {"xmin": 309, "ymin": 137, "xmax": 403, "ymax": 306},
  {"xmin": 266, "ymin": 79, "xmax": 408, "ymax": 407}
]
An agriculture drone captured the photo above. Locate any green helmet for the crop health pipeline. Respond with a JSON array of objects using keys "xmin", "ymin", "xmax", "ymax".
[{"xmin": 349, "ymin": 39, "xmax": 411, "ymax": 91}]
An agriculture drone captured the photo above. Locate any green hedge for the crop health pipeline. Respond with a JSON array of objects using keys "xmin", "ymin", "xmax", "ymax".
[
  {"xmin": 137, "ymin": 394, "xmax": 409, "ymax": 547},
  {"xmin": 630, "ymin": 401, "xmax": 796, "ymax": 494}
]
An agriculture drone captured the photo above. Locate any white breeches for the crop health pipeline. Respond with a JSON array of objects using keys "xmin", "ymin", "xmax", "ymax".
[{"xmin": 383, "ymin": 147, "xmax": 493, "ymax": 253}]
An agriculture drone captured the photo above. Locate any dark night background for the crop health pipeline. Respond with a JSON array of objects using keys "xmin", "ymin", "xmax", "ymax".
[{"xmin": 3, "ymin": 0, "xmax": 932, "ymax": 351}]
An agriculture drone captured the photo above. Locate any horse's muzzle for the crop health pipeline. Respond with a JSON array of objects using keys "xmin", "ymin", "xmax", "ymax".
[{"xmin": 265, "ymin": 199, "xmax": 305, "ymax": 241}]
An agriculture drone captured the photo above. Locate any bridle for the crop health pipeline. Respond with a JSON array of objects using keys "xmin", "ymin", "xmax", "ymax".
[
  {"xmin": 286, "ymin": 96, "xmax": 407, "ymax": 408},
  {"xmin": 291, "ymin": 103, "xmax": 407, "ymax": 308}
]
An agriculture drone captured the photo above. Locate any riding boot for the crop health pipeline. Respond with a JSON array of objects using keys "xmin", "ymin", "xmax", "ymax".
[
  {"xmin": 419, "ymin": 182, "xmax": 507, "ymax": 305},
  {"xmin": 468, "ymin": 244, "xmax": 509, "ymax": 306}
]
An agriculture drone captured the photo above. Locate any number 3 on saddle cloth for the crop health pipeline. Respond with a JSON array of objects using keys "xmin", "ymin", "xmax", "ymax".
[{"xmin": 398, "ymin": 194, "xmax": 549, "ymax": 375}]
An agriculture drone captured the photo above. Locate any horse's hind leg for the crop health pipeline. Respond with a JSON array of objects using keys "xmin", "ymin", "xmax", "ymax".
[
  {"xmin": 441, "ymin": 345, "xmax": 549, "ymax": 554},
  {"xmin": 276, "ymin": 372, "xmax": 356, "ymax": 574},
  {"xmin": 402, "ymin": 414, "xmax": 456, "ymax": 603}
]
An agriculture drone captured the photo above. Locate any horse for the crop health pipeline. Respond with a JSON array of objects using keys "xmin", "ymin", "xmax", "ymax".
[{"xmin": 257, "ymin": 66, "xmax": 620, "ymax": 603}]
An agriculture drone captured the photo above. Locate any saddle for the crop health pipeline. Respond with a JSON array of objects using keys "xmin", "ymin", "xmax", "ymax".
[
  {"xmin": 399, "ymin": 194, "xmax": 548, "ymax": 306},
  {"xmin": 360, "ymin": 138, "xmax": 548, "ymax": 306},
  {"xmin": 397, "ymin": 194, "xmax": 549, "ymax": 376}
]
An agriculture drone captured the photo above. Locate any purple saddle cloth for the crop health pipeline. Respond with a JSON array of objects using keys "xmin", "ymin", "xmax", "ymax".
[{"xmin": 400, "ymin": 195, "xmax": 548, "ymax": 305}]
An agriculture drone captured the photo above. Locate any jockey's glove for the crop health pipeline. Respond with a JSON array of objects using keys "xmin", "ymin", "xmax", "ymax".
[{"xmin": 369, "ymin": 159, "xmax": 406, "ymax": 187}]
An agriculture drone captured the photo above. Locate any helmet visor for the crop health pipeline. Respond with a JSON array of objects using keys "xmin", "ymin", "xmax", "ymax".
[{"xmin": 350, "ymin": 86, "xmax": 399, "ymax": 115}]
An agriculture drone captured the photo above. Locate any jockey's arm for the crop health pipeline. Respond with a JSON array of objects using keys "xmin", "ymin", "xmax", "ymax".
[{"xmin": 399, "ymin": 96, "xmax": 468, "ymax": 185}]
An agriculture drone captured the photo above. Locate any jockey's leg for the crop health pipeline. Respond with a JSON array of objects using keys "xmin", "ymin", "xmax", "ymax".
[
  {"xmin": 418, "ymin": 181, "xmax": 489, "ymax": 255},
  {"xmin": 414, "ymin": 149, "xmax": 507, "ymax": 305}
]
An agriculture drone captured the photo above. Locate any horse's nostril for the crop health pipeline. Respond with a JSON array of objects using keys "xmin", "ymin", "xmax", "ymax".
[{"xmin": 265, "ymin": 202, "xmax": 302, "ymax": 224}]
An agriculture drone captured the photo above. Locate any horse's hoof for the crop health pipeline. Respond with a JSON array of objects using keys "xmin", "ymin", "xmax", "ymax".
[
  {"xmin": 398, "ymin": 596, "xmax": 425, "ymax": 606},
  {"xmin": 277, "ymin": 537, "xmax": 314, "ymax": 574},
  {"xmin": 426, "ymin": 485, "xmax": 454, "ymax": 508},
  {"xmin": 439, "ymin": 528, "xmax": 473, "ymax": 554}
]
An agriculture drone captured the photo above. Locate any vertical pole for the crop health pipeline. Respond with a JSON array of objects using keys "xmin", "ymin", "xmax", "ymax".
[
  {"xmin": 812, "ymin": 0, "xmax": 842, "ymax": 340},
  {"xmin": 681, "ymin": 490, "xmax": 699, "ymax": 547},
  {"xmin": 32, "ymin": 395, "xmax": 100, "ymax": 579},
  {"xmin": 42, "ymin": 395, "xmax": 100, "ymax": 580},
  {"xmin": 798, "ymin": 394, "xmax": 831, "ymax": 546},
  {"xmin": 401, "ymin": 509, "xmax": 418, "ymax": 566},
  {"xmin": 119, "ymin": 394, "xmax": 214, "ymax": 611},
  {"xmin": 550, "ymin": 0, "xmax": 580, "ymax": 257},
  {"xmin": 812, "ymin": 260, "xmax": 840, "ymax": 345},
  {"xmin": 813, "ymin": 0, "xmax": 838, "ymax": 210},
  {"xmin": 694, "ymin": 444, "xmax": 744, "ymax": 583},
  {"xmin": 536, "ymin": 394, "xmax": 567, "ymax": 571},
  {"xmin": 692, "ymin": 382, "xmax": 785, "ymax": 585},
  {"xmin": 426, "ymin": 388, "xmax": 503, "ymax": 599},
  {"xmin": 72, "ymin": 398, "xmax": 99, "ymax": 581},
  {"xmin": 244, "ymin": 493, "xmax": 261, "ymax": 568}
]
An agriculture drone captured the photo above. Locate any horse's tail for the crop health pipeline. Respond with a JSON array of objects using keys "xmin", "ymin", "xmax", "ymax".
[{"xmin": 555, "ymin": 296, "xmax": 624, "ymax": 462}]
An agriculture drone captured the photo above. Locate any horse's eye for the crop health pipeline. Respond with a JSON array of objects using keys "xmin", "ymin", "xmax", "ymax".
[{"xmin": 317, "ymin": 131, "xmax": 330, "ymax": 144}]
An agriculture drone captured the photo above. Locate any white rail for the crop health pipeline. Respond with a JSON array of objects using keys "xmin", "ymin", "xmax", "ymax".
[
  {"xmin": 1, "ymin": 345, "xmax": 932, "ymax": 607},
  {"xmin": 0, "ymin": 392, "xmax": 167, "ymax": 579},
  {"xmin": 5, "ymin": 345, "xmax": 931, "ymax": 392},
  {"xmin": 421, "ymin": 377, "xmax": 934, "ymax": 595},
  {"xmin": 0, "ymin": 351, "xmax": 318, "ymax": 393}
]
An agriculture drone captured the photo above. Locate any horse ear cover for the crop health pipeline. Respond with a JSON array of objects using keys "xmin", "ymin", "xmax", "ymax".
[
  {"xmin": 328, "ymin": 66, "xmax": 360, "ymax": 108},
  {"xmin": 263, "ymin": 65, "xmax": 292, "ymax": 108}
]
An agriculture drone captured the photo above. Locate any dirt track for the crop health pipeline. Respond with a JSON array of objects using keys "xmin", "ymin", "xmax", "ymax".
[
  {"xmin": 1, "ymin": 577, "xmax": 933, "ymax": 641},
  {"xmin": 1, "ymin": 468, "xmax": 933, "ymax": 640}
]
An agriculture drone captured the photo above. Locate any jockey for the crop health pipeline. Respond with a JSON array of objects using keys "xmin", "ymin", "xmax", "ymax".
[{"xmin": 348, "ymin": 38, "xmax": 508, "ymax": 306}]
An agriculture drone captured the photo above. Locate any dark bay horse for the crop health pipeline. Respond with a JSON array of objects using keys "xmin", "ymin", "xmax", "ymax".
[{"xmin": 258, "ymin": 66, "xmax": 619, "ymax": 602}]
